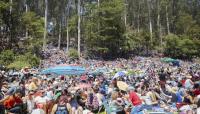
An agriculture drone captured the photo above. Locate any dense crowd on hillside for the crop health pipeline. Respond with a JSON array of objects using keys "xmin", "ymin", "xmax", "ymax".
[{"xmin": 0, "ymin": 56, "xmax": 200, "ymax": 114}]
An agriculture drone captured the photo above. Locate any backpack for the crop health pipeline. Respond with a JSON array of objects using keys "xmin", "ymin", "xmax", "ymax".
[{"xmin": 55, "ymin": 104, "xmax": 68, "ymax": 114}]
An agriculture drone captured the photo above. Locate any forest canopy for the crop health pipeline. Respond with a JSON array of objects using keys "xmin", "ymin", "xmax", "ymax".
[{"xmin": 0, "ymin": 0, "xmax": 200, "ymax": 64}]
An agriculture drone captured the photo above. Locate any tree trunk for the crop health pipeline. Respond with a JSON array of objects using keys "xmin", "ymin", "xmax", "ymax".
[
  {"xmin": 157, "ymin": 0, "xmax": 161, "ymax": 46},
  {"xmin": 9, "ymin": 0, "xmax": 12, "ymax": 47},
  {"xmin": 10, "ymin": 0, "xmax": 12, "ymax": 14},
  {"xmin": 147, "ymin": 0, "xmax": 153, "ymax": 44},
  {"xmin": 66, "ymin": 0, "xmax": 71, "ymax": 52},
  {"xmin": 66, "ymin": 21, "xmax": 69, "ymax": 51},
  {"xmin": 25, "ymin": 0, "xmax": 28, "ymax": 39},
  {"xmin": 58, "ymin": 21, "xmax": 61, "ymax": 49},
  {"xmin": 77, "ymin": 0, "xmax": 81, "ymax": 57},
  {"xmin": 166, "ymin": 5, "xmax": 170, "ymax": 34},
  {"xmin": 124, "ymin": 0, "xmax": 127, "ymax": 26},
  {"xmin": 43, "ymin": 0, "xmax": 48, "ymax": 50},
  {"xmin": 137, "ymin": 1, "xmax": 140, "ymax": 33}
]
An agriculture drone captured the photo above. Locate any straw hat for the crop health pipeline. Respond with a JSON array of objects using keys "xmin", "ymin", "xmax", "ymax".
[
  {"xmin": 186, "ymin": 75, "xmax": 192, "ymax": 79},
  {"xmin": 24, "ymin": 66, "xmax": 29, "ymax": 69},
  {"xmin": 117, "ymin": 81, "xmax": 128, "ymax": 91}
]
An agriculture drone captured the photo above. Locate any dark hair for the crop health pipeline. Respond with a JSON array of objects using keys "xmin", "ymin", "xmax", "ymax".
[
  {"xmin": 193, "ymin": 83, "xmax": 199, "ymax": 89},
  {"xmin": 15, "ymin": 89, "xmax": 22, "ymax": 94},
  {"xmin": 62, "ymin": 88, "xmax": 68, "ymax": 95},
  {"xmin": 19, "ymin": 81, "xmax": 25, "ymax": 85},
  {"xmin": 178, "ymin": 82, "xmax": 182, "ymax": 88}
]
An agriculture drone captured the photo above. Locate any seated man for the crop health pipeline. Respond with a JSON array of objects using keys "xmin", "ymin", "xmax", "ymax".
[{"xmin": 4, "ymin": 89, "xmax": 23, "ymax": 114}]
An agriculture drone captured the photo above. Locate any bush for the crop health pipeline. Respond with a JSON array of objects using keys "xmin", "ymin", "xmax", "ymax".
[
  {"xmin": 0, "ymin": 50, "xmax": 15, "ymax": 66},
  {"xmin": 7, "ymin": 61, "xmax": 31, "ymax": 70},
  {"xmin": 164, "ymin": 34, "xmax": 199, "ymax": 59},
  {"xmin": 7, "ymin": 52, "xmax": 40, "ymax": 70},
  {"xmin": 68, "ymin": 49, "xmax": 79, "ymax": 59},
  {"xmin": 15, "ymin": 52, "xmax": 40, "ymax": 67}
]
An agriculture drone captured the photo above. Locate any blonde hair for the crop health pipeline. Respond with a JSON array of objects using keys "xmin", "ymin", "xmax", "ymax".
[{"xmin": 111, "ymin": 92, "xmax": 118, "ymax": 100}]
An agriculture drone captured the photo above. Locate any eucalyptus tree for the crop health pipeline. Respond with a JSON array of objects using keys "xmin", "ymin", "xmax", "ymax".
[{"xmin": 43, "ymin": 0, "xmax": 48, "ymax": 50}]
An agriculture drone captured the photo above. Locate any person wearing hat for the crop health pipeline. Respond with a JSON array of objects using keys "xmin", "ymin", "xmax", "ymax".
[{"xmin": 110, "ymin": 91, "xmax": 126, "ymax": 114}]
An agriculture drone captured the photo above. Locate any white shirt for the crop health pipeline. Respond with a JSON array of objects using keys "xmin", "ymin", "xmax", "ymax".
[{"xmin": 185, "ymin": 79, "xmax": 193, "ymax": 89}]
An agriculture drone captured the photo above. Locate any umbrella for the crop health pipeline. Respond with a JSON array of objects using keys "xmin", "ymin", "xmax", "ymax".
[
  {"xmin": 41, "ymin": 66, "xmax": 86, "ymax": 75},
  {"xmin": 117, "ymin": 81, "xmax": 128, "ymax": 91},
  {"xmin": 88, "ymin": 68, "xmax": 107, "ymax": 76},
  {"xmin": 113, "ymin": 71, "xmax": 126, "ymax": 79},
  {"xmin": 161, "ymin": 58, "xmax": 176, "ymax": 63}
]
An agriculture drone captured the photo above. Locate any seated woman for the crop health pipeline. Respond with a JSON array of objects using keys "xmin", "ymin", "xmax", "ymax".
[
  {"xmin": 146, "ymin": 88, "xmax": 159, "ymax": 106},
  {"xmin": 109, "ymin": 91, "xmax": 126, "ymax": 114},
  {"xmin": 51, "ymin": 95, "xmax": 72, "ymax": 114}
]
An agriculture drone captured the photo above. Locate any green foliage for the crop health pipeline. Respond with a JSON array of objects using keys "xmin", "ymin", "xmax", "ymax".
[
  {"xmin": 85, "ymin": 0, "xmax": 125, "ymax": 58},
  {"xmin": 15, "ymin": 52, "xmax": 40, "ymax": 67},
  {"xmin": 187, "ymin": 25, "xmax": 200, "ymax": 40},
  {"xmin": 7, "ymin": 61, "xmax": 31, "ymax": 70},
  {"xmin": 68, "ymin": 48, "xmax": 79, "ymax": 59},
  {"xmin": 0, "ymin": 1, "xmax": 9, "ymax": 24},
  {"xmin": 0, "ymin": 50, "xmax": 15, "ymax": 66},
  {"xmin": 0, "ymin": 50, "xmax": 40, "ymax": 70},
  {"xmin": 22, "ymin": 11, "xmax": 44, "ymax": 38},
  {"xmin": 164, "ymin": 34, "xmax": 199, "ymax": 59},
  {"xmin": 176, "ymin": 13, "xmax": 196, "ymax": 34},
  {"xmin": 0, "ymin": 1, "xmax": 9, "ymax": 10},
  {"xmin": 1, "ymin": 0, "xmax": 200, "ymax": 60}
]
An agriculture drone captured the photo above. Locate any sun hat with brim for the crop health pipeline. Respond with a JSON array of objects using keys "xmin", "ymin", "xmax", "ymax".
[
  {"xmin": 186, "ymin": 76, "xmax": 192, "ymax": 79},
  {"xmin": 24, "ymin": 66, "xmax": 29, "ymax": 69},
  {"xmin": 117, "ymin": 81, "xmax": 129, "ymax": 91}
]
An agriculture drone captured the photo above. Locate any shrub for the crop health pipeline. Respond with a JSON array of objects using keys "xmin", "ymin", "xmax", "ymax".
[
  {"xmin": 0, "ymin": 50, "xmax": 15, "ymax": 66},
  {"xmin": 7, "ymin": 61, "xmax": 31, "ymax": 70},
  {"xmin": 68, "ymin": 48, "xmax": 79, "ymax": 59}
]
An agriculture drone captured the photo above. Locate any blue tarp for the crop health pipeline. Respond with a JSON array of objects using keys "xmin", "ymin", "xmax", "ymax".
[
  {"xmin": 41, "ymin": 66, "xmax": 86, "ymax": 75},
  {"xmin": 88, "ymin": 68, "xmax": 107, "ymax": 76}
]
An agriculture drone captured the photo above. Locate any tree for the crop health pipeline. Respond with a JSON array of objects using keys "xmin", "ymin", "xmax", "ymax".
[
  {"xmin": 43, "ymin": 0, "xmax": 48, "ymax": 50},
  {"xmin": 77, "ymin": 0, "xmax": 81, "ymax": 57},
  {"xmin": 176, "ymin": 13, "xmax": 196, "ymax": 34},
  {"xmin": 1, "ymin": 0, "xmax": 200, "ymax": 60},
  {"xmin": 85, "ymin": 0, "xmax": 126, "ymax": 58},
  {"xmin": 164, "ymin": 34, "xmax": 199, "ymax": 59}
]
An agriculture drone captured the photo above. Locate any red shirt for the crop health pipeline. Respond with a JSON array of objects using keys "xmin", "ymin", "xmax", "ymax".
[
  {"xmin": 4, "ymin": 96, "xmax": 23, "ymax": 109},
  {"xmin": 193, "ymin": 89, "xmax": 200, "ymax": 96},
  {"xmin": 181, "ymin": 80, "xmax": 186, "ymax": 86},
  {"xmin": 129, "ymin": 91, "xmax": 142, "ymax": 106}
]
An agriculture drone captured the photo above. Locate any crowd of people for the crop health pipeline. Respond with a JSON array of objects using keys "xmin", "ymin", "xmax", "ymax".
[
  {"xmin": 0, "ymin": 56, "xmax": 200, "ymax": 114},
  {"xmin": 41, "ymin": 48, "xmax": 68, "ymax": 68}
]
